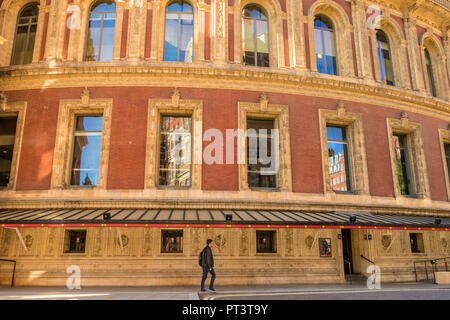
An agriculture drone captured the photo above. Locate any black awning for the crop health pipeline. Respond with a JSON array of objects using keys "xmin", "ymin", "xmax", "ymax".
[{"xmin": 0, "ymin": 208, "xmax": 448, "ymax": 229}]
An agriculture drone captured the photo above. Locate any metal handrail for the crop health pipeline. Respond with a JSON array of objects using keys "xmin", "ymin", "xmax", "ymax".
[
  {"xmin": 360, "ymin": 254, "xmax": 375, "ymax": 265},
  {"xmin": 343, "ymin": 259, "xmax": 353, "ymax": 275},
  {"xmin": 413, "ymin": 257, "xmax": 450, "ymax": 283},
  {"xmin": 0, "ymin": 259, "xmax": 16, "ymax": 287}
]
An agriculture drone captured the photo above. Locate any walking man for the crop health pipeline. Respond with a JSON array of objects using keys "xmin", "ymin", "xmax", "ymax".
[{"xmin": 200, "ymin": 239, "xmax": 216, "ymax": 292}]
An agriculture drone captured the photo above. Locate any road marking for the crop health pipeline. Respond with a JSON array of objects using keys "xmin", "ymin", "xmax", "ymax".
[{"xmin": 204, "ymin": 288, "xmax": 450, "ymax": 300}]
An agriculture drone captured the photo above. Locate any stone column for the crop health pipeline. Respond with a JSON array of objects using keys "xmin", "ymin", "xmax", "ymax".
[
  {"xmin": 212, "ymin": 0, "xmax": 226, "ymax": 62},
  {"xmin": 443, "ymin": 28, "xmax": 450, "ymax": 88},
  {"xmin": 287, "ymin": 0, "xmax": 306, "ymax": 70},
  {"xmin": 44, "ymin": 0, "xmax": 66, "ymax": 61},
  {"xmin": 33, "ymin": 3, "xmax": 51, "ymax": 63},
  {"xmin": 306, "ymin": 15, "xmax": 317, "ymax": 73},
  {"xmin": 113, "ymin": 0, "xmax": 126, "ymax": 61},
  {"xmin": 350, "ymin": 0, "xmax": 373, "ymax": 80},
  {"xmin": 150, "ymin": 0, "xmax": 160, "ymax": 61},
  {"xmin": 403, "ymin": 14, "xmax": 425, "ymax": 92},
  {"xmin": 197, "ymin": 1, "xmax": 206, "ymax": 62},
  {"xmin": 127, "ymin": 1, "xmax": 145, "ymax": 60},
  {"xmin": 368, "ymin": 29, "xmax": 381, "ymax": 82}
]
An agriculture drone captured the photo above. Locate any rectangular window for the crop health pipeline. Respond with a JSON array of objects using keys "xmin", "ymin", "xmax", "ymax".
[
  {"xmin": 445, "ymin": 143, "xmax": 450, "ymax": 185},
  {"xmin": 161, "ymin": 230, "xmax": 183, "ymax": 253},
  {"xmin": 319, "ymin": 238, "xmax": 332, "ymax": 257},
  {"xmin": 70, "ymin": 115, "xmax": 103, "ymax": 186},
  {"xmin": 326, "ymin": 125, "xmax": 352, "ymax": 192},
  {"xmin": 159, "ymin": 115, "xmax": 192, "ymax": 187},
  {"xmin": 410, "ymin": 233, "xmax": 424, "ymax": 253},
  {"xmin": 64, "ymin": 230, "xmax": 86, "ymax": 253},
  {"xmin": 247, "ymin": 118, "xmax": 277, "ymax": 189},
  {"xmin": 0, "ymin": 117, "xmax": 17, "ymax": 187},
  {"xmin": 256, "ymin": 230, "xmax": 276, "ymax": 253},
  {"xmin": 393, "ymin": 133, "xmax": 412, "ymax": 196}
]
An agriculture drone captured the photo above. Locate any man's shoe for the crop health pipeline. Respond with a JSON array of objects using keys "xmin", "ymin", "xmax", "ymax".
[
  {"xmin": 200, "ymin": 289, "xmax": 206, "ymax": 292},
  {"xmin": 207, "ymin": 288, "xmax": 216, "ymax": 292}
]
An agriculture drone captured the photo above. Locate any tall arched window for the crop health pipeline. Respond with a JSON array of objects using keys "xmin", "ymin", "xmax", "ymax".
[
  {"xmin": 424, "ymin": 48, "xmax": 436, "ymax": 97},
  {"xmin": 11, "ymin": 2, "xmax": 39, "ymax": 65},
  {"xmin": 376, "ymin": 30, "xmax": 394, "ymax": 86},
  {"xmin": 314, "ymin": 15, "xmax": 337, "ymax": 75},
  {"xmin": 242, "ymin": 4, "xmax": 269, "ymax": 67},
  {"xmin": 164, "ymin": 1, "xmax": 194, "ymax": 62},
  {"xmin": 85, "ymin": 0, "xmax": 116, "ymax": 61}
]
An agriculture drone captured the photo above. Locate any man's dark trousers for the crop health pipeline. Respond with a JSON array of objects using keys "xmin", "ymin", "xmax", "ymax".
[{"xmin": 201, "ymin": 266, "xmax": 216, "ymax": 290}]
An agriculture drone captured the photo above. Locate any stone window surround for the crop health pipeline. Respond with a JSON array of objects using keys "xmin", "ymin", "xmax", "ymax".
[
  {"xmin": 0, "ymin": 0, "xmax": 46, "ymax": 66},
  {"xmin": 51, "ymin": 88, "xmax": 112, "ymax": 190},
  {"xmin": 368, "ymin": 16, "xmax": 410, "ymax": 89},
  {"xmin": 386, "ymin": 113, "xmax": 430, "ymax": 199},
  {"xmin": 419, "ymin": 33, "xmax": 450, "ymax": 101},
  {"xmin": 438, "ymin": 127, "xmax": 450, "ymax": 202},
  {"xmin": 237, "ymin": 93, "xmax": 292, "ymax": 192},
  {"xmin": 307, "ymin": 0, "xmax": 355, "ymax": 77},
  {"xmin": 156, "ymin": 0, "xmax": 203, "ymax": 62},
  {"xmin": 145, "ymin": 88, "xmax": 203, "ymax": 190},
  {"xmin": 233, "ymin": 0, "xmax": 284, "ymax": 68},
  {"xmin": 318, "ymin": 101, "xmax": 369, "ymax": 196},
  {"xmin": 0, "ymin": 93, "xmax": 26, "ymax": 191}
]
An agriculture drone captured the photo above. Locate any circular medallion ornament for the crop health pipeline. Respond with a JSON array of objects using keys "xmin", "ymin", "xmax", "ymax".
[
  {"xmin": 116, "ymin": 234, "xmax": 129, "ymax": 247},
  {"xmin": 215, "ymin": 234, "xmax": 226, "ymax": 250},
  {"xmin": 381, "ymin": 235, "xmax": 392, "ymax": 249}
]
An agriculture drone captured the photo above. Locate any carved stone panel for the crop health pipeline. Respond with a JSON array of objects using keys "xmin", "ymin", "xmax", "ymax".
[
  {"xmin": 285, "ymin": 228, "xmax": 294, "ymax": 256},
  {"xmin": 239, "ymin": 229, "xmax": 249, "ymax": 256},
  {"xmin": 142, "ymin": 228, "xmax": 153, "ymax": 256}
]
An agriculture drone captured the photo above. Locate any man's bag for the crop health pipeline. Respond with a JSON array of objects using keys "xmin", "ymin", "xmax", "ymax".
[{"xmin": 198, "ymin": 250, "xmax": 203, "ymax": 267}]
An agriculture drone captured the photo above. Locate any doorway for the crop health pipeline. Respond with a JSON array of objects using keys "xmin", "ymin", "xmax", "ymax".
[{"xmin": 342, "ymin": 229, "xmax": 353, "ymax": 275}]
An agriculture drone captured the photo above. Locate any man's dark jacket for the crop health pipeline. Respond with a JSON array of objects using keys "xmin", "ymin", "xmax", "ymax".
[{"xmin": 201, "ymin": 246, "xmax": 214, "ymax": 269}]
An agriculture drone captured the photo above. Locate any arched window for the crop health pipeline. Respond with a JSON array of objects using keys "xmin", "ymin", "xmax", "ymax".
[
  {"xmin": 424, "ymin": 48, "xmax": 436, "ymax": 97},
  {"xmin": 314, "ymin": 15, "xmax": 337, "ymax": 75},
  {"xmin": 242, "ymin": 4, "xmax": 269, "ymax": 67},
  {"xmin": 164, "ymin": 1, "xmax": 194, "ymax": 62},
  {"xmin": 11, "ymin": 2, "xmax": 39, "ymax": 65},
  {"xmin": 376, "ymin": 30, "xmax": 394, "ymax": 86},
  {"xmin": 85, "ymin": 0, "xmax": 116, "ymax": 61}
]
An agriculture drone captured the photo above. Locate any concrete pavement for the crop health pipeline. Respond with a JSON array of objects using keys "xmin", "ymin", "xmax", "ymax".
[{"xmin": 0, "ymin": 281, "xmax": 449, "ymax": 300}]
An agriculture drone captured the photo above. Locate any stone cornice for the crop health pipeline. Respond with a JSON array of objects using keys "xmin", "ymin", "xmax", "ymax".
[{"xmin": 0, "ymin": 63, "xmax": 449, "ymax": 119}]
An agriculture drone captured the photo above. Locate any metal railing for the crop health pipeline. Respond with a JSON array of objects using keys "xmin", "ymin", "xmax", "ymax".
[
  {"xmin": 0, "ymin": 259, "xmax": 16, "ymax": 287},
  {"xmin": 413, "ymin": 257, "xmax": 450, "ymax": 284},
  {"xmin": 360, "ymin": 254, "xmax": 375, "ymax": 265}
]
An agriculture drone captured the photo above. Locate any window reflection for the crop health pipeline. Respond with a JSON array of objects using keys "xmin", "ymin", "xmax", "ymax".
[
  {"xmin": 247, "ymin": 119, "xmax": 276, "ymax": 188},
  {"xmin": 327, "ymin": 125, "xmax": 352, "ymax": 192},
  {"xmin": 159, "ymin": 116, "xmax": 192, "ymax": 187},
  {"xmin": 376, "ymin": 30, "xmax": 394, "ymax": 86},
  {"xmin": 85, "ymin": 0, "xmax": 116, "ymax": 61},
  {"xmin": 242, "ymin": 5, "xmax": 269, "ymax": 67},
  {"xmin": 161, "ymin": 230, "xmax": 183, "ymax": 253},
  {"xmin": 424, "ymin": 49, "xmax": 436, "ymax": 97},
  {"xmin": 314, "ymin": 15, "xmax": 337, "ymax": 75},
  {"xmin": 393, "ymin": 133, "xmax": 412, "ymax": 195},
  {"xmin": 164, "ymin": 1, "xmax": 194, "ymax": 62},
  {"xmin": 445, "ymin": 143, "xmax": 450, "ymax": 184},
  {"xmin": 11, "ymin": 2, "xmax": 39, "ymax": 65},
  {"xmin": 0, "ymin": 118, "xmax": 17, "ymax": 187},
  {"xmin": 71, "ymin": 116, "xmax": 103, "ymax": 186}
]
